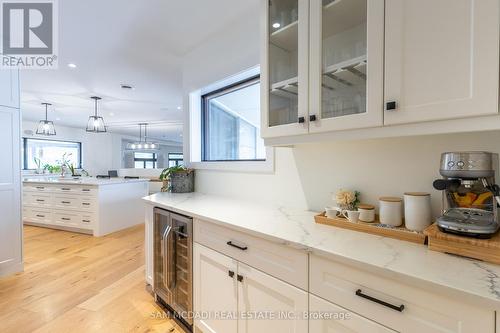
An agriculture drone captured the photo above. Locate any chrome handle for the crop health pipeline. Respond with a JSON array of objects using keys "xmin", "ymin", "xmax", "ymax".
[{"xmin": 161, "ymin": 225, "xmax": 172, "ymax": 289}]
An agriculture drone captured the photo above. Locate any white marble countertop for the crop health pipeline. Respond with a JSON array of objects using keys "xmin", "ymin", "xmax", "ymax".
[
  {"xmin": 23, "ymin": 177, "xmax": 149, "ymax": 186},
  {"xmin": 143, "ymin": 192, "xmax": 500, "ymax": 309}
]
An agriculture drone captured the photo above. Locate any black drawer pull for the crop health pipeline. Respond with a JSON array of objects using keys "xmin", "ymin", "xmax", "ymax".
[
  {"xmin": 36, "ymin": 214, "xmax": 45, "ymax": 218},
  {"xmin": 61, "ymin": 217, "xmax": 71, "ymax": 221},
  {"xmin": 226, "ymin": 241, "xmax": 248, "ymax": 251},
  {"xmin": 36, "ymin": 186, "xmax": 45, "ymax": 190},
  {"xmin": 61, "ymin": 188, "xmax": 71, "ymax": 191},
  {"xmin": 61, "ymin": 201, "xmax": 71, "ymax": 204},
  {"xmin": 298, "ymin": 116, "xmax": 305, "ymax": 124},
  {"xmin": 355, "ymin": 289, "xmax": 405, "ymax": 312},
  {"xmin": 237, "ymin": 274, "xmax": 244, "ymax": 282},
  {"xmin": 82, "ymin": 219, "xmax": 91, "ymax": 223},
  {"xmin": 82, "ymin": 189, "xmax": 90, "ymax": 192},
  {"xmin": 36, "ymin": 199, "xmax": 45, "ymax": 202},
  {"xmin": 385, "ymin": 101, "xmax": 397, "ymax": 111},
  {"xmin": 228, "ymin": 270, "xmax": 235, "ymax": 278},
  {"xmin": 82, "ymin": 203, "xmax": 91, "ymax": 206}
]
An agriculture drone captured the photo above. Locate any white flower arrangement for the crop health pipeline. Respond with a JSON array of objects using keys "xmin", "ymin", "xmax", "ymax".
[{"xmin": 335, "ymin": 189, "xmax": 360, "ymax": 210}]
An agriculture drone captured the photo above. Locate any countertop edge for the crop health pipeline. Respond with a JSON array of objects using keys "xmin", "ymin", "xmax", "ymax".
[{"xmin": 143, "ymin": 196, "xmax": 500, "ymax": 309}]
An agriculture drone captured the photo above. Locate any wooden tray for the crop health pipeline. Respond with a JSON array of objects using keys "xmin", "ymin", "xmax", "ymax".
[
  {"xmin": 424, "ymin": 224, "xmax": 500, "ymax": 264},
  {"xmin": 314, "ymin": 212, "xmax": 427, "ymax": 245}
]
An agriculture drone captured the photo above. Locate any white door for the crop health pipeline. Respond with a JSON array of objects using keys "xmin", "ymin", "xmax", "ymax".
[
  {"xmin": 193, "ymin": 243, "xmax": 238, "ymax": 333},
  {"xmin": 0, "ymin": 68, "xmax": 21, "ymax": 276},
  {"xmin": 384, "ymin": 0, "xmax": 500, "ymax": 125},
  {"xmin": 261, "ymin": 0, "xmax": 310, "ymax": 138},
  {"xmin": 237, "ymin": 262, "xmax": 308, "ymax": 333},
  {"xmin": 309, "ymin": 294, "xmax": 397, "ymax": 333},
  {"xmin": 0, "ymin": 69, "xmax": 19, "ymax": 109},
  {"xmin": 309, "ymin": 0, "xmax": 384, "ymax": 133}
]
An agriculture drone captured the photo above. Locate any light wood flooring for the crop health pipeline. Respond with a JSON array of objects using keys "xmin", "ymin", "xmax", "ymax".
[{"xmin": 0, "ymin": 225, "xmax": 186, "ymax": 333}]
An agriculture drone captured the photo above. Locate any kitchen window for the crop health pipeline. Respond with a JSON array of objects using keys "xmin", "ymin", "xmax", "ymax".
[
  {"xmin": 168, "ymin": 153, "xmax": 184, "ymax": 167},
  {"xmin": 23, "ymin": 138, "xmax": 82, "ymax": 170},
  {"xmin": 201, "ymin": 75, "xmax": 266, "ymax": 162},
  {"xmin": 134, "ymin": 152, "xmax": 157, "ymax": 169}
]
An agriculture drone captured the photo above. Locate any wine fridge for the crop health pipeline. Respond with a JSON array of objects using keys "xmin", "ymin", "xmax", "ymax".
[{"xmin": 153, "ymin": 208, "xmax": 193, "ymax": 331}]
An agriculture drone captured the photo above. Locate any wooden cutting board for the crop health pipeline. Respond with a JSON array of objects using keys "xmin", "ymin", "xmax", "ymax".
[{"xmin": 424, "ymin": 224, "xmax": 500, "ymax": 264}]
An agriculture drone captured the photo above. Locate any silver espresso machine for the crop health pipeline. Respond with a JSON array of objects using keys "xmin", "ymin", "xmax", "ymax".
[{"xmin": 433, "ymin": 151, "xmax": 500, "ymax": 238}]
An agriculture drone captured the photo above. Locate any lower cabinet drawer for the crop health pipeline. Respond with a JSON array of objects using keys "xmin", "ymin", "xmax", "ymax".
[
  {"xmin": 53, "ymin": 195, "xmax": 80, "ymax": 210},
  {"xmin": 24, "ymin": 193, "xmax": 52, "ymax": 208},
  {"xmin": 23, "ymin": 208, "xmax": 52, "ymax": 224},
  {"xmin": 309, "ymin": 294, "xmax": 396, "ymax": 333},
  {"xmin": 310, "ymin": 254, "xmax": 495, "ymax": 333},
  {"xmin": 194, "ymin": 219, "xmax": 308, "ymax": 290},
  {"xmin": 53, "ymin": 211, "xmax": 80, "ymax": 225}
]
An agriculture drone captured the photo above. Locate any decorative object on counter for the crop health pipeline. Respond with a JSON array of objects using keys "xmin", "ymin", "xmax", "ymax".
[
  {"xmin": 358, "ymin": 204, "xmax": 375, "ymax": 222},
  {"xmin": 342, "ymin": 209, "xmax": 360, "ymax": 223},
  {"xmin": 33, "ymin": 157, "xmax": 43, "ymax": 174},
  {"xmin": 86, "ymin": 96, "xmax": 107, "ymax": 133},
  {"xmin": 36, "ymin": 102, "xmax": 56, "ymax": 136},
  {"xmin": 335, "ymin": 189, "xmax": 360, "ymax": 210},
  {"xmin": 404, "ymin": 192, "xmax": 432, "ymax": 232},
  {"xmin": 325, "ymin": 206, "xmax": 341, "ymax": 218},
  {"xmin": 159, "ymin": 166, "xmax": 195, "ymax": 193},
  {"xmin": 315, "ymin": 212, "xmax": 426, "ymax": 244},
  {"xmin": 43, "ymin": 164, "xmax": 61, "ymax": 174},
  {"xmin": 58, "ymin": 152, "xmax": 73, "ymax": 178},
  {"xmin": 379, "ymin": 197, "xmax": 403, "ymax": 227},
  {"xmin": 126, "ymin": 123, "xmax": 159, "ymax": 151},
  {"xmin": 424, "ymin": 224, "xmax": 500, "ymax": 265}
]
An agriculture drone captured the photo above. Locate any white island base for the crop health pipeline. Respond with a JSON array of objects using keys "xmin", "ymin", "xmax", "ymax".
[{"xmin": 23, "ymin": 178, "xmax": 149, "ymax": 236}]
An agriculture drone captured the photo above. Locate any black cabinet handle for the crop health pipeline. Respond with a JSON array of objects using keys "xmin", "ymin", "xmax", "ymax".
[
  {"xmin": 61, "ymin": 188, "xmax": 71, "ymax": 191},
  {"xmin": 228, "ymin": 270, "xmax": 235, "ymax": 278},
  {"xmin": 61, "ymin": 217, "xmax": 71, "ymax": 221},
  {"xmin": 36, "ymin": 186, "xmax": 45, "ymax": 190},
  {"xmin": 82, "ymin": 220, "xmax": 91, "ymax": 223},
  {"xmin": 82, "ymin": 203, "xmax": 90, "ymax": 206},
  {"xmin": 386, "ymin": 101, "xmax": 397, "ymax": 111},
  {"xmin": 355, "ymin": 289, "xmax": 405, "ymax": 312},
  {"xmin": 226, "ymin": 241, "xmax": 248, "ymax": 251},
  {"xmin": 61, "ymin": 201, "xmax": 71, "ymax": 204},
  {"xmin": 298, "ymin": 116, "xmax": 305, "ymax": 124},
  {"xmin": 36, "ymin": 214, "xmax": 45, "ymax": 218},
  {"xmin": 237, "ymin": 274, "xmax": 244, "ymax": 282},
  {"xmin": 36, "ymin": 199, "xmax": 45, "ymax": 202},
  {"xmin": 309, "ymin": 115, "xmax": 317, "ymax": 122}
]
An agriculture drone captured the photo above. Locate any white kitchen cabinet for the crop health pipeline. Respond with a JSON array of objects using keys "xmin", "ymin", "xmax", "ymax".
[
  {"xmin": 0, "ymin": 68, "xmax": 21, "ymax": 277},
  {"xmin": 308, "ymin": 0, "xmax": 384, "ymax": 133},
  {"xmin": 194, "ymin": 243, "xmax": 238, "ymax": 333},
  {"xmin": 0, "ymin": 68, "xmax": 20, "ymax": 108},
  {"xmin": 260, "ymin": 0, "xmax": 309, "ymax": 138},
  {"xmin": 309, "ymin": 294, "xmax": 396, "ymax": 333},
  {"xmin": 310, "ymin": 254, "xmax": 495, "ymax": 333},
  {"xmin": 238, "ymin": 262, "xmax": 308, "ymax": 333},
  {"xmin": 384, "ymin": 0, "xmax": 499, "ymax": 125},
  {"xmin": 193, "ymin": 243, "xmax": 307, "ymax": 333}
]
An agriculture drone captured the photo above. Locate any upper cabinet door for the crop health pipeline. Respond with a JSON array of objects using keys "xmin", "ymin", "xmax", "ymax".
[
  {"xmin": 309, "ymin": 0, "xmax": 384, "ymax": 133},
  {"xmin": 0, "ymin": 69, "xmax": 20, "ymax": 109},
  {"xmin": 261, "ymin": 0, "xmax": 309, "ymax": 138},
  {"xmin": 384, "ymin": 0, "xmax": 500, "ymax": 125}
]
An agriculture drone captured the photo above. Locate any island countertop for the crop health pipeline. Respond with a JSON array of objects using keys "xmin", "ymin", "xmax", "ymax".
[
  {"xmin": 143, "ymin": 192, "xmax": 500, "ymax": 309},
  {"xmin": 23, "ymin": 176, "xmax": 150, "ymax": 186}
]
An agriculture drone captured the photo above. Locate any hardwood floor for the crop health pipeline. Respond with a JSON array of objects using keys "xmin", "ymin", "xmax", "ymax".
[{"xmin": 0, "ymin": 225, "xmax": 185, "ymax": 333}]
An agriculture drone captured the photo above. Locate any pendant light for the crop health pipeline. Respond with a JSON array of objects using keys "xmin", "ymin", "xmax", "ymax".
[
  {"xmin": 126, "ymin": 123, "xmax": 159, "ymax": 150},
  {"xmin": 36, "ymin": 102, "xmax": 56, "ymax": 136},
  {"xmin": 86, "ymin": 96, "xmax": 106, "ymax": 133}
]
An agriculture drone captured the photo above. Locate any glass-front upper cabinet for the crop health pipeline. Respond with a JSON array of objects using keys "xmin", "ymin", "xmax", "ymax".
[
  {"xmin": 309, "ymin": 0, "xmax": 384, "ymax": 133},
  {"xmin": 261, "ymin": 0, "xmax": 309, "ymax": 138}
]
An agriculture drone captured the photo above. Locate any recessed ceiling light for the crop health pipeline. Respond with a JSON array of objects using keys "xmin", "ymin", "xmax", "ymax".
[
  {"xmin": 68, "ymin": 63, "xmax": 77, "ymax": 68},
  {"xmin": 177, "ymin": 106, "xmax": 182, "ymax": 110},
  {"xmin": 272, "ymin": 22, "xmax": 281, "ymax": 29}
]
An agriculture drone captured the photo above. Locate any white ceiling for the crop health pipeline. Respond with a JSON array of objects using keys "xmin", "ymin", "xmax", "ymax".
[{"xmin": 21, "ymin": 0, "xmax": 258, "ymax": 143}]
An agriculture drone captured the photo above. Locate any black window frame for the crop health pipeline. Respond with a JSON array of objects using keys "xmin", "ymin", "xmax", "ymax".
[
  {"xmin": 134, "ymin": 152, "xmax": 157, "ymax": 169},
  {"xmin": 201, "ymin": 75, "xmax": 264, "ymax": 162},
  {"xmin": 168, "ymin": 152, "xmax": 184, "ymax": 167},
  {"xmin": 22, "ymin": 137, "xmax": 82, "ymax": 170}
]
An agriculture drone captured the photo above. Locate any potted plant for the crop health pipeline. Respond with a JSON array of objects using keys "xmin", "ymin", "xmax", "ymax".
[{"xmin": 159, "ymin": 166, "xmax": 194, "ymax": 193}]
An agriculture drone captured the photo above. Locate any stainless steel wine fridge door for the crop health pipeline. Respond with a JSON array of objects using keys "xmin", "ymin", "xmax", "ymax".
[{"xmin": 153, "ymin": 208, "xmax": 193, "ymax": 327}]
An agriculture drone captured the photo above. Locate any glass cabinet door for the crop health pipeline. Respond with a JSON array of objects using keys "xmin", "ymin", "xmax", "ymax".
[
  {"xmin": 262, "ymin": 0, "xmax": 309, "ymax": 137},
  {"xmin": 309, "ymin": 0, "xmax": 384, "ymax": 132}
]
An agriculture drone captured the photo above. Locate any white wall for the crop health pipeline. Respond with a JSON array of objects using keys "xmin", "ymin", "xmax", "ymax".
[{"xmin": 182, "ymin": 1, "xmax": 500, "ymax": 218}]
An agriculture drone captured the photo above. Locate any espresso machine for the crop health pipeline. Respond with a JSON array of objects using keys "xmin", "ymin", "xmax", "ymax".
[{"xmin": 433, "ymin": 151, "xmax": 500, "ymax": 238}]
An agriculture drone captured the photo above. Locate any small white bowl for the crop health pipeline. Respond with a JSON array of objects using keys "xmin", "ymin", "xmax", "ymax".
[{"xmin": 325, "ymin": 206, "xmax": 341, "ymax": 218}]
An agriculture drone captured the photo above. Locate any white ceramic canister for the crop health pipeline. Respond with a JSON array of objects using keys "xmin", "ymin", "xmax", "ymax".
[
  {"xmin": 357, "ymin": 204, "xmax": 375, "ymax": 223},
  {"xmin": 379, "ymin": 197, "xmax": 403, "ymax": 227},
  {"xmin": 404, "ymin": 192, "xmax": 432, "ymax": 232}
]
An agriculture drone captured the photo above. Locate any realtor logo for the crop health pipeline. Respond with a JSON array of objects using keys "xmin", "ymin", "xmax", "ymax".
[{"xmin": 0, "ymin": 0, "xmax": 58, "ymax": 68}]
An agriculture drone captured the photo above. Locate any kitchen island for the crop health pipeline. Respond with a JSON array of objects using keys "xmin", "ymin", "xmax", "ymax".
[{"xmin": 23, "ymin": 177, "xmax": 149, "ymax": 236}]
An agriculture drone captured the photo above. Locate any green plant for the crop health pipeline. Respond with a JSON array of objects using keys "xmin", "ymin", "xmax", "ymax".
[
  {"xmin": 159, "ymin": 165, "xmax": 190, "ymax": 181},
  {"xmin": 43, "ymin": 164, "xmax": 61, "ymax": 174}
]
